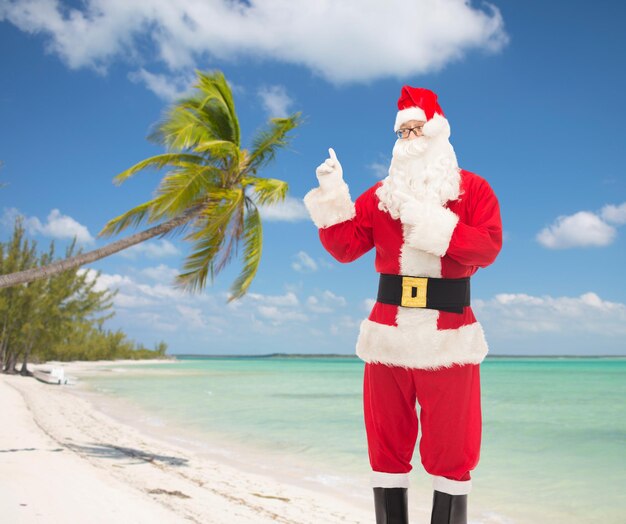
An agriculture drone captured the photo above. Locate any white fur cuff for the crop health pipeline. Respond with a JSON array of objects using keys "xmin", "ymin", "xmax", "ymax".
[
  {"xmin": 371, "ymin": 472, "xmax": 410, "ymax": 488},
  {"xmin": 433, "ymin": 476, "xmax": 472, "ymax": 495},
  {"xmin": 401, "ymin": 202, "xmax": 459, "ymax": 257},
  {"xmin": 303, "ymin": 182, "xmax": 356, "ymax": 229}
]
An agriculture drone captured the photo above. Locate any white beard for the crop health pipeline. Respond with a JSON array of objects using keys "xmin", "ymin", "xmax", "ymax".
[{"xmin": 376, "ymin": 134, "xmax": 462, "ymax": 220}]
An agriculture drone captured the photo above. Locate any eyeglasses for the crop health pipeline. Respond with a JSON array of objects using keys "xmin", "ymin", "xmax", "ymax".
[{"xmin": 395, "ymin": 125, "xmax": 424, "ymax": 139}]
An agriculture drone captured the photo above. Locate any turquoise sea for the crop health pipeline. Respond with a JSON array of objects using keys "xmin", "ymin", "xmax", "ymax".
[{"xmin": 75, "ymin": 356, "xmax": 626, "ymax": 524}]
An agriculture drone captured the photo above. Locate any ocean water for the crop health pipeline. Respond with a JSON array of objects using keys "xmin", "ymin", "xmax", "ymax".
[{"xmin": 75, "ymin": 356, "xmax": 626, "ymax": 524}]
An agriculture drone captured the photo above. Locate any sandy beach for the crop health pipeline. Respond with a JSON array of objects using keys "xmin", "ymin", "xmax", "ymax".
[{"xmin": 0, "ymin": 360, "xmax": 373, "ymax": 524}]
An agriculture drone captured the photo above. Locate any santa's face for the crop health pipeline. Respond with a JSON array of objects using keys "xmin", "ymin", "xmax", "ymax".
[
  {"xmin": 376, "ymin": 117, "xmax": 461, "ymax": 218},
  {"xmin": 395, "ymin": 119, "xmax": 426, "ymax": 140}
]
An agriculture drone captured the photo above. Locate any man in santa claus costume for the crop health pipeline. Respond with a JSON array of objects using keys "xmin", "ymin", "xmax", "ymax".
[{"xmin": 303, "ymin": 86, "xmax": 502, "ymax": 524}]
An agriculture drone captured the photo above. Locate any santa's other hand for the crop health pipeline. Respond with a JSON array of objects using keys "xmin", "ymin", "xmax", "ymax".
[{"xmin": 315, "ymin": 147, "xmax": 344, "ymax": 191}]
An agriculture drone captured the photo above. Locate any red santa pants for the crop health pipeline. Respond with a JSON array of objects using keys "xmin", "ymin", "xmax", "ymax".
[{"xmin": 363, "ymin": 362, "xmax": 481, "ymax": 495}]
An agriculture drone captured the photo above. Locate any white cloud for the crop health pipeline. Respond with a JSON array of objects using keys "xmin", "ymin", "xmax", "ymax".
[
  {"xmin": 1, "ymin": 0, "xmax": 508, "ymax": 84},
  {"xmin": 71, "ymin": 267, "xmax": 368, "ymax": 352},
  {"xmin": 135, "ymin": 281, "xmax": 185, "ymax": 300},
  {"xmin": 247, "ymin": 291, "xmax": 299, "ymax": 307},
  {"xmin": 363, "ymin": 298, "xmax": 376, "ymax": 312},
  {"xmin": 306, "ymin": 290, "xmax": 346, "ymax": 313},
  {"xmin": 120, "ymin": 239, "xmax": 181, "ymax": 259},
  {"xmin": 258, "ymin": 196, "xmax": 309, "ymax": 222},
  {"xmin": 2, "ymin": 207, "xmax": 94, "ymax": 244},
  {"xmin": 135, "ymin": 311, "xmax": 179, "ymax": 332},
  {"xmin": 536, "ymin": 211, "xmax": 616, "ymax": 249},
  {"xmin": 180, "ymin": 313, "xmax": 223, "ymax": 334},
  {"xmin": 85, "ymin": 269, "xmax": 308, "ymax": 332},
  {"xmin": 115, "ymin": 293, "xmax": 157, "ymax": 308},
  {"xmin": 79, "ymin": 268, "xmax": 158, "ymax": 307},
  {"xmin": 258, "ymin": 85, "xmax": 292, "ymax": 118},
  {"xmin": 128, "ymin": 68, "xmax": 194, "ymax": 100},
  {"xmin": 141, "ymin": 264, "xmax": 179, "ymax": 282},
  {"xmin": 257, "ymin": 305, "xmax": 308, "ymax": 323},
  {"xmin": 176, "ymin": 304, "xmax": 208, "ymax": 329},
  {"xmin": 79, "ymin": 268, "xmax": 133, "ymax": 292},
  {"xmin": 81, "ymin": 267, "xmax": 185, "ymax": 308},
  {"xmin": 474, "ymin": 292, "xmax": 626, "ymax": 337},
  {"xmin": 368, "ymin": 161, "xmax": 389, "ymax": 179},
  {"xmin": 292, "ymin": 251, "xmax": 317, "ymax": 273},
  {"xmin": 601, "ymin": 202, "xmax": 626, "ymax": 225},
  {"xmin": 237, "ymin": 291, "xmax": 308, "ymax": 325},
  {"xmin": 330, "ymin": 315, "xmax": 361, "ymax": 336}
]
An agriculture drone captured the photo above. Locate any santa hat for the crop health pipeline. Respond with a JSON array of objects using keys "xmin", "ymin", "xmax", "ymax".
[{"xmin": 394, "ymin": 86, "xmax": 449, "ymax": 138}]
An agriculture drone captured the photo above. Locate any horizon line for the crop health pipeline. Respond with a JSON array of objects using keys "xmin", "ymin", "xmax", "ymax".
[{"xmin": 170, "ymin": 353, "xmax": 626, "ymax": 359}]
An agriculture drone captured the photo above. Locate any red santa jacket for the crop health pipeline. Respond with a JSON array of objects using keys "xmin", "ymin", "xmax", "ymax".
[{"xmin": 303, "ymin": 169, "xmax": 502, "ymax": 370}]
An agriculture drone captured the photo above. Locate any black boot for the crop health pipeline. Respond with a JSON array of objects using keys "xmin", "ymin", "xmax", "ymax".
[
  {"xmin": 373, "ymin": 487, "xmax": 409, "ymax": 524},
  {"xmin": 430, "ymin": 490, "xmax": 467, "ymax": 524}
]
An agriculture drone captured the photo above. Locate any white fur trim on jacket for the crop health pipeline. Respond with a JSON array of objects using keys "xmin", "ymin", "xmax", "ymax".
[
  {"xmin": 356, "ymin": 317, "xmax": 488, "ymax": 370},
  {"xmin": 394, "ymin": 107, "xmax": 427, "ymax": 131},
  {"xmin": 303, "ymin": 181, "xmax": 356, "ymax": 229},
  {"xmin": 400, "ymin": 201, "xmax": 459, "ymax": 257}
]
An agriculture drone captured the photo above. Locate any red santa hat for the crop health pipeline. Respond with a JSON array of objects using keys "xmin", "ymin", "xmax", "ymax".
[{"xmin": 394, "ymin": 86, "xmax": 449, "ymax": 138}]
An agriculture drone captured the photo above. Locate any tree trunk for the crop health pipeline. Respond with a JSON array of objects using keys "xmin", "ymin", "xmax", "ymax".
[
  {"xmin": 2, "ymin": 340, "xmax": 11, "ymax": 373},
  {"xmin": 19, "ymin": 340, "xmax": 34, "ymax": 376},
  {"xmin": 6, "ymin": 351, "xmax": 18, "ymax": 374},
  {"xmin": 0, "ymin": 335, "xmax": 6, "ymax": 372},
  {"xmin": 0, "ymin": 205, "xmax": 202, "ymax": 289}
]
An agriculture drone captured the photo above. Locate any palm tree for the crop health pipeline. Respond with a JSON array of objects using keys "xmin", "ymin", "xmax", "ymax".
[{"xmin": 0, "ymin": 70, "xmax": 301, "ymax": 300}]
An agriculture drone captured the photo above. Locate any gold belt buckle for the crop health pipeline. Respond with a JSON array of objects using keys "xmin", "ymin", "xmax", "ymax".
[{"xmin": 401, "ymin": 276, "xmax": 428, "ymax": 308}]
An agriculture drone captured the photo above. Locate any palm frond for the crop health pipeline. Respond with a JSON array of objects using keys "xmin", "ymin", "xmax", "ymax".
[
  {"xmin": 175, "ymin": 189, "xmax": 244, "ymax": 293},
  {"xmin": 194, "ymin": 139, "xmax": 239, "ymax": 164},
  {"xmin": 150, "ymin": 165, "xmax": 224, "ymax": 220},
  {"xmin": 175, "ymin": 230, "xmax": 226, "ymax": 293},
  {"xmin": 148, "ymin": 101, "xmax": 222, "ymax": 151},
  {"xmin": 191, "ymin": 101, "xmax": 235, "ymax": 146},
  {"xmin": 244, "ymin": 113, "xmax": 302, "ymax": 176},
  {"xmin": 212, "ymin": 196, "xmax": 244, "ymax": 276},
  {"xmin": 229, "ymin": 202, "xmax": 262, "ymax": 301},
  {"xmin": 113, "ymin": 153, "xmax": 205, "ymax": 185},
  {"xmin": 99, "ymin": 199, "xmax": 159, "ymax": 238},
  {"xmin": 150, "ymin": 71, "xmax": 240, "ymax": 151},
  {"xmin": 196, "ymin": 70, "xmax": 240, "ymax": 146},
  {"xmin": 242, "ymin": 176, "xmax": 288, "ymax": 205}
]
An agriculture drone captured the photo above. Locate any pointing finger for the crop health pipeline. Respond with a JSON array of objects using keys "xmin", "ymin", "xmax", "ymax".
[{"xmin": 328, "ymin": 148, "xmax": 338, "ymax": 163}]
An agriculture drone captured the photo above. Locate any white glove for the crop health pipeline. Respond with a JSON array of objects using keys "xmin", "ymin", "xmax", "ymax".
[{"xmin": 315, "ymin": 148, "xmax": 344, "ymax": 191}]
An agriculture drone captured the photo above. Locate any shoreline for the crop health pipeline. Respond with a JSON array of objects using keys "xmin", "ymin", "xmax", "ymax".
[
  {"xmin": 173, "ymin": 354, "xmax": 626, "ymax": 359},
  {"xmin": 5, "ymin": 358, "xmax": 614, "ymax": 523},
  {"xmin": 66, "ymin": 363, "xmax": 376, "ymax": 505},
  {"xmin": 1, "ymin": 363, "xmax": 374, "ymax": 523}
]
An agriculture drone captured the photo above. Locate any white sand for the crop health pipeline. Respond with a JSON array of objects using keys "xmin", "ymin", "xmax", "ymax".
[{"xmin": 0, "ymin": 361, "xmax": 373, "ymax": 524}]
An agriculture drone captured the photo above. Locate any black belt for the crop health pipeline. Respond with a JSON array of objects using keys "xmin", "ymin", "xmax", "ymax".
[{"xmin": 377, "ymin": 274, "xmax": 470, "ymax": 314}]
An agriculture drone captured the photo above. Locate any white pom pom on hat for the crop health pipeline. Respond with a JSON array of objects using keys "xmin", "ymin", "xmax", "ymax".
[{"xmin": 422, "ymin": 113, "xmax": 450, "ymax": 138}]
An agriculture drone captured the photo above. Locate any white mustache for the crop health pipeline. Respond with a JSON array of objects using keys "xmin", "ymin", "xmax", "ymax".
[{"xmin": 392, "ymin": 137, "xmax": 429, "ymax": 159}]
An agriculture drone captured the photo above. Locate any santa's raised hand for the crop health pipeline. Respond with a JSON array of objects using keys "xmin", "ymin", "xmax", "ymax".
[{"xmin": 315, "ymin": 148, "xmax": 344, "ymax": 191}]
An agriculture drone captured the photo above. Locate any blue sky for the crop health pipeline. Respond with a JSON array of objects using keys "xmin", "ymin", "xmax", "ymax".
[{"xmin": 1, "ymin": 0, "xmax": 625, "ymax": 356}]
